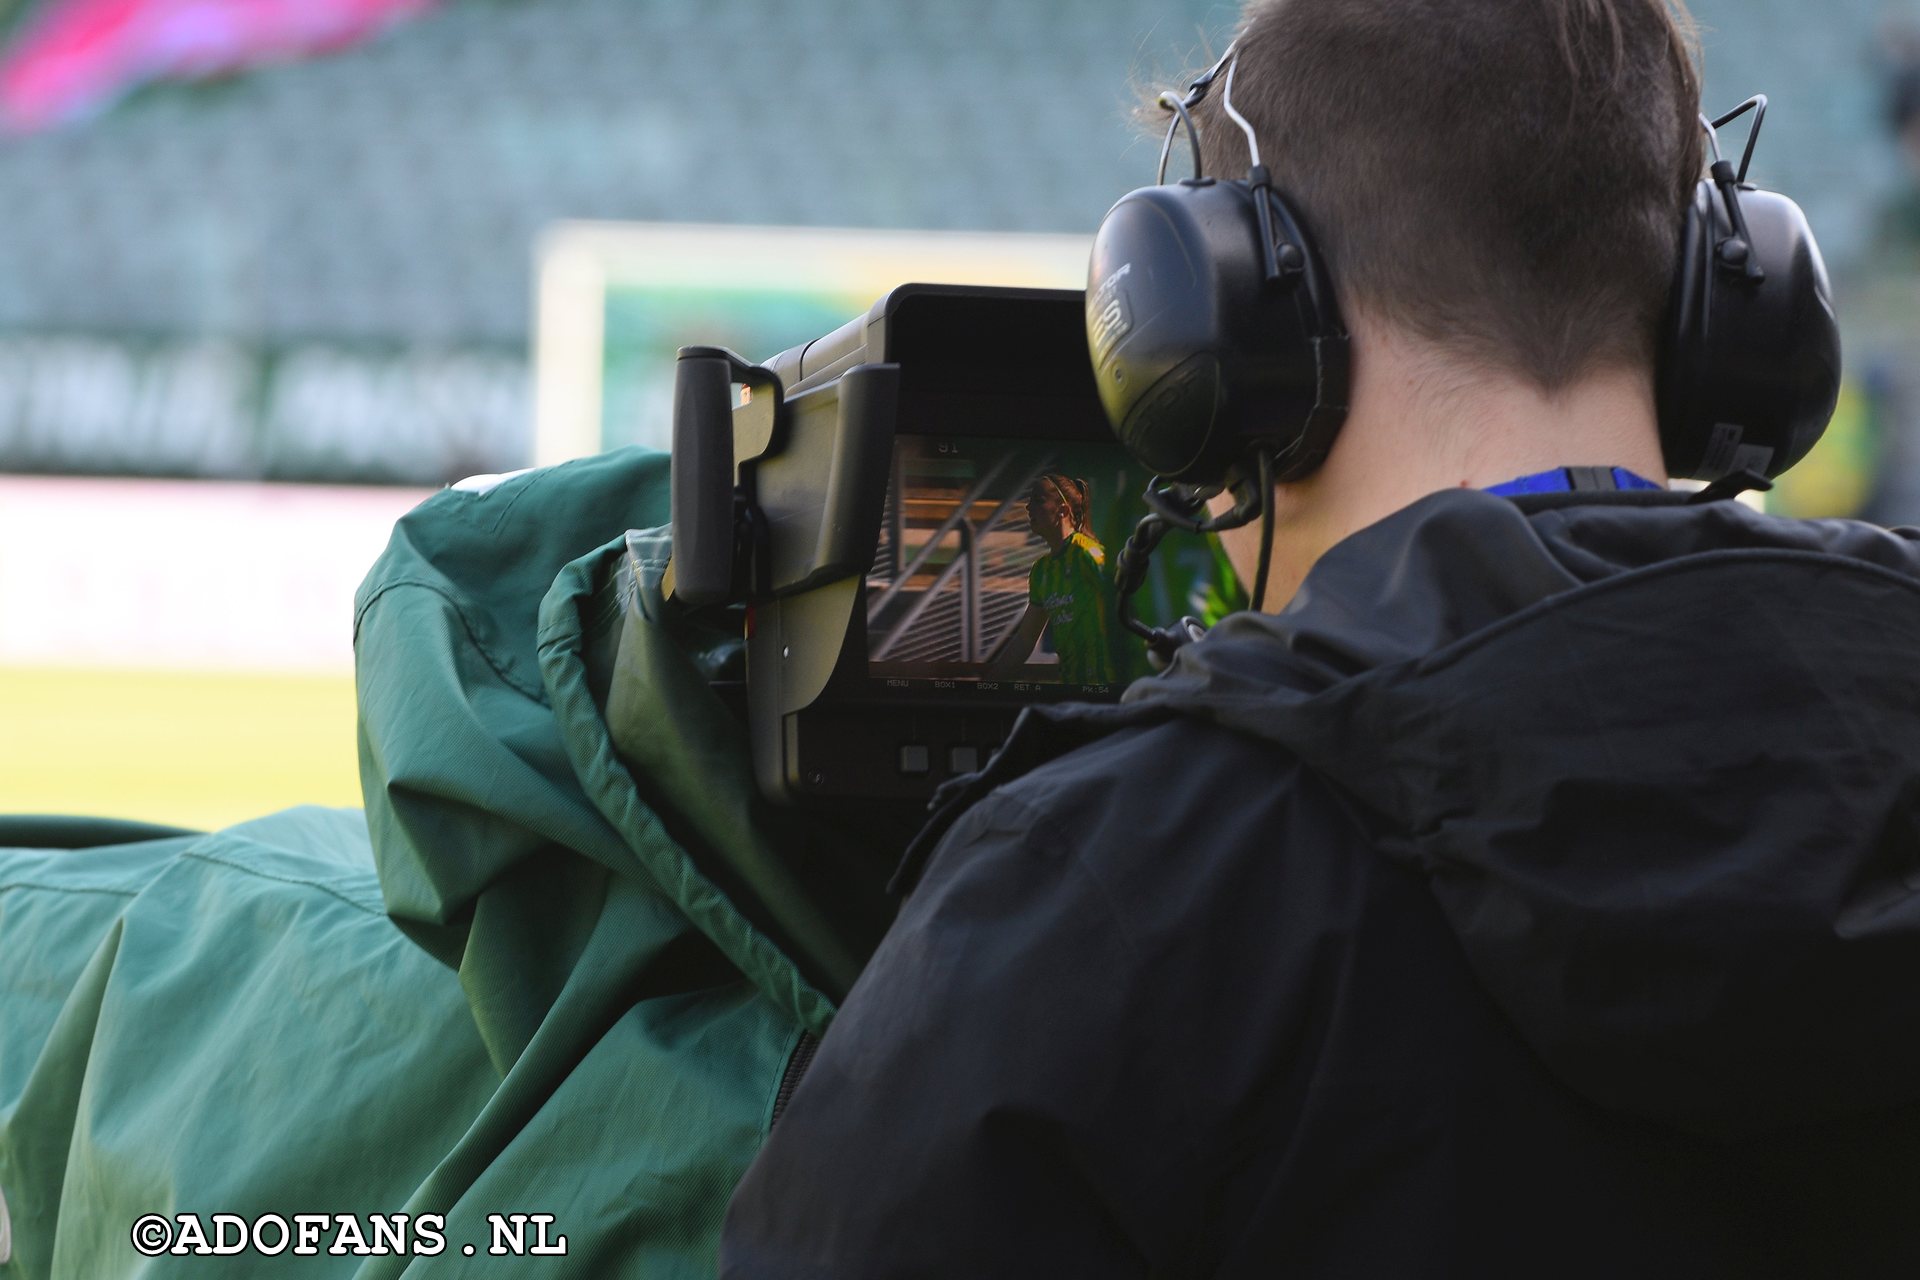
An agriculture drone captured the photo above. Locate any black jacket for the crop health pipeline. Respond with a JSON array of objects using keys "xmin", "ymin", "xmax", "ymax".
[{"xmin": 721, "ymin": 488, "xmax": 1920, "ymax": 1278}]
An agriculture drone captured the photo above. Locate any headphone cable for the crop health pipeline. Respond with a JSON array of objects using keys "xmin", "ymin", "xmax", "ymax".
[
  {"xmin": 1250, "ymin": 449, "xmax": 1275, "ymax": 613},
  {"xmin": 1114, "ymin": 452, "xmax": 1276, "ymax": 667}
]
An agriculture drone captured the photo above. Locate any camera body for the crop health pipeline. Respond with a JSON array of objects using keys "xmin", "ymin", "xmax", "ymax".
[{"xmin": 670, "ymin": 284, "xmax": 1162, "ymax": 807}]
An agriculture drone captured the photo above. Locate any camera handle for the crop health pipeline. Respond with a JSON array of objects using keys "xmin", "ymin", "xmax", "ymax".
[{"xmin": 668, "ymin": 346, "xmax": 785, "ymax": 608}]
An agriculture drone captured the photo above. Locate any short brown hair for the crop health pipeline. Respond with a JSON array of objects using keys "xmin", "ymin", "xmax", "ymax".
[{"xmin": 1184, "ymin": 0, "xmax": 1704, "ymax": 389}]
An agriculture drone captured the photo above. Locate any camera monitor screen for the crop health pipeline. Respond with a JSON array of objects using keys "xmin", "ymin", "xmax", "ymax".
[{"xmin": 865, "ymin": 436, "xmax": 1171, "ymax": 694}]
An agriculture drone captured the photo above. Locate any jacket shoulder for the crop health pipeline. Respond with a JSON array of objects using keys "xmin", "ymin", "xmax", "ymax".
[{"xmin": 947, "ymin": 714, "xmax": 1387, "ymax": 952}]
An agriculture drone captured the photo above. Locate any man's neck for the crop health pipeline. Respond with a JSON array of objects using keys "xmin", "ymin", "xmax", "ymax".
[{"xmin": 1226, "ymin": 319, "xmax": 1669, "ymax": 611}]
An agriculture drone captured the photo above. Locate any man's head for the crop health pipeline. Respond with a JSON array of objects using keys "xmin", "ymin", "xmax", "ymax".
[
  {"xmin": 1177, "ymin": 0, "xmax": 1704, "ymax": 608},
  {"xmin": 1188, "ymin": 0, "xmax": 1702, "ymax": 391}
]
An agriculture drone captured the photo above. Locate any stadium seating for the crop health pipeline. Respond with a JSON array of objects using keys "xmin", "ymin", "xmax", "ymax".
[
  {"xmin": 0, "ymin": 0, "xmax": 1223, "ymax": 345},
  {"xmin": 0, "ymin": 0, "xmax": 1898, "ymax": 351}
]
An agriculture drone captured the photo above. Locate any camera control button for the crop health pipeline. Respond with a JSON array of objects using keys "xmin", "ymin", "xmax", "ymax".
[
  {"xmin": 898, "ymin": 745, "xmax": 931, "ymax": 776},
  {"xmin": 948, "ymin": 746, "xmax": 980, "ymax": 775}
]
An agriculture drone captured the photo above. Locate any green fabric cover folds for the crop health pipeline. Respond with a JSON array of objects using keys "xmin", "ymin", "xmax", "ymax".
[{"xmin": 0, "ymin": 448, "xmax": 855, "ymax": 1276}]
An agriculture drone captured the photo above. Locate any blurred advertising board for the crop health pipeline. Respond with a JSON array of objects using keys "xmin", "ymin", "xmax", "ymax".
[
  {"xmin": 0, "ymin": 0, "xmax": 436, "ymax": 131},
  {"xmin": 0, "ymin": 473, "xmax": 424, "ymax": 672},
  {"xmin": 0, "ymin": 474, "xmax": 428, "ymax": 827},
  {"xmin": 532, "ymin": 222, "xmax": 1093, "ymax": 466},
  {"xmin": 0, "ymin": 335, "xmax": 527, "ymax": 484}
]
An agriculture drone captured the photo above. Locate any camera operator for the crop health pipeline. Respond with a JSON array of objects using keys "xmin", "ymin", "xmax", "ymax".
[{"xmin": 721, "ymin": 0, "xmax": 1920, "ymax": 1274}]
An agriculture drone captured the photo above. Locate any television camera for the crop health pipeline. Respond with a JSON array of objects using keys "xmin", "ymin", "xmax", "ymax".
[{"xmin": 667, "ymin": 284, "xmax": 1184, "ymax": 809}]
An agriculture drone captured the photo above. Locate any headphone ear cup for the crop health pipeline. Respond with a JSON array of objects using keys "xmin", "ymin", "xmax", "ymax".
[
  {"xmin": 1658, "ymin": 180, "xmax": 1842, "ymax": 480},
  {"xmin": 1087, "ymin": 180, "xmax": 1349, "ymax": 486}
]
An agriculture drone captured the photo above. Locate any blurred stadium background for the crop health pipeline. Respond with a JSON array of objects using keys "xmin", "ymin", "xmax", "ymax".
[{"xmin": 0, "ymin": 0, "xmax": 1915, "ymax": 828}]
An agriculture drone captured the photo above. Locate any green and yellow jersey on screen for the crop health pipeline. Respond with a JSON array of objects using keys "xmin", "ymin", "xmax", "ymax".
[{"xmin": 1028, "ymin": 531, "xmax": 1120, "ymax": 685}]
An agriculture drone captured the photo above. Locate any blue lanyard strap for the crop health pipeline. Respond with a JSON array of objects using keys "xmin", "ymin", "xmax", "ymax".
[{"xmin": 1485, "ymin": 466, "xmax": 1665, "ymax": 497}]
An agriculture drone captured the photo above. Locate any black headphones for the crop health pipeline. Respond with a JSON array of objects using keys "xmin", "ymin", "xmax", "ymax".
[{"xmin": 1086, "ymin": 47, "xmax": 1843, "ymax": 491}]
